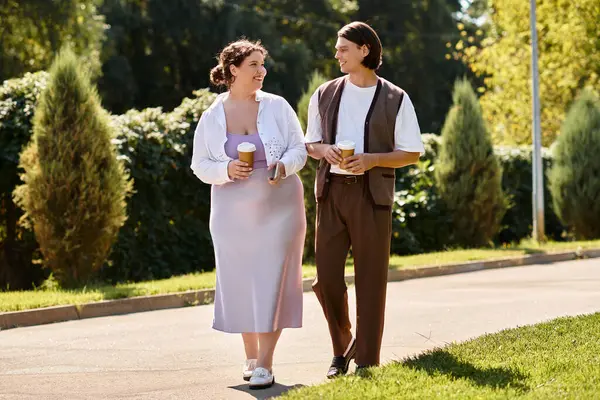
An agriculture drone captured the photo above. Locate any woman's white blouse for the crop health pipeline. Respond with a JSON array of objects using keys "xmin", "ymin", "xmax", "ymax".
[{"xmin": 191, "ymin": 90, "xmax": 307, "ymax": 185}]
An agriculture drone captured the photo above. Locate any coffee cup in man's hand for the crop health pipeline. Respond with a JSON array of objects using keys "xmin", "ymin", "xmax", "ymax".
[{"xmin": 337, "ymin": 140, "xmax": 356, "ymax": 169}]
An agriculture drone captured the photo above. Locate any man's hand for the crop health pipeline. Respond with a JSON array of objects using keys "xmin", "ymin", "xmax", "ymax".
[
  {"xmin": 324, "ymin": 145, "xmax": 343, "ymax": 165},
  {"xmin": 342, "ymin": 153, "xmax": 378, "ymax": 174}
]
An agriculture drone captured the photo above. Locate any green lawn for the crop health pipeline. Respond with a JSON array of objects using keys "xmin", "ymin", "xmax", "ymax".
[
  {"xmin": 283, "ymin": 313, "xmax": 600, "ymax": 399},
  {"xmin": 303, "ymin": 239, "xmax": 600, "ymax": 278},
  {"xmin": 0, "ymin": 271, "xmax": 216, "ymax": 312},
  {"xmin": 1, "ymin": 239, "xmax": 599, "ymax": 313}
]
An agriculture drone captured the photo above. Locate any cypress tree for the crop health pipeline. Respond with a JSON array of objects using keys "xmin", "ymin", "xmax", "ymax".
[
  {"xmin": 549, "ymin": 89, "xmax": 600, "ymax": 239},
  {"xmin": 435, "ymin": 78, "xmax": 508, "ymax": 246},
  {"xmin": 14, "ymin": 48, "xmax": 132, "ymax": 287}
]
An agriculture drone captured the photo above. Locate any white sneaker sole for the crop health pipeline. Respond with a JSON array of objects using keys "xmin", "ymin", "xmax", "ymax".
[{"xmin": 249, "ymin": 376, "xmax": 275, "ymax": 390}]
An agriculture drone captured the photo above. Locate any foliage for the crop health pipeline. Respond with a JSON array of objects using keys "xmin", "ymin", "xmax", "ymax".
[
  {"xmin": 392, "ymin": 135, "xmax": 566, "ymax": 255},
  {"xmin": 103, "ymin": 90, "xmax": 217, "ymax": 283},
  {"xmin": 97, "ymin": 0, "xmax": 344, "ymax": 114},
  {"xmin": 13, "ymin": 48, "xmax": 131, "ymax": 288},
  {"xmin": 457, "ymin": 0, "xmax": 600, "ymax": 145},
  {"xmin": 296, "ymin": 70, "xmax": 328, "ymax": 261},
  {"xmin": 0, "ymin": 69, "xmax": 574, "ymax": 283},
  {"xmin": 393, "ymin": 135, "xmax": 450, "ymax": 255},
  {"xmin": 0, "ymin": 0, "xmax": 475, "ymax": 137},
  {"xmin": 0, "ymin": 72, "xmax": 49, "ymax": 290},
  {"xmin": 1, "ymin": 70, "xmax": 217, "ymax": 286},
  {"xmin": 393, "ymin": 158, "xmax": 452, "ymax": 255},
  {"xmin": 353, "ymin": 0, "xmax": 469, "ymax": 133},
  {"xmin": 495, "ymin": 146, "xmax": 564, "ymax": 243},
  {"xmin": 549, "ymin": 89, "xmax": 600, "ymax": 239},
  {"xmin": 435, "ymin": 78, "xmax": 508, "ymax": 247},
  {"xmin": 0, "ymin": 1, "xmax": 105, "ymax": 82},
  {"xmin": 96, "ymin": 0, "xmax": 467, "ymax": 134}
]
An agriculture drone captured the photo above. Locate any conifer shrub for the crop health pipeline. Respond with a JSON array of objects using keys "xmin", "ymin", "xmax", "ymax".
[
  {"xmin": 435, "ymin": 78, "xmax": 508, "ymax": 247},
  {"xmin": 549, "ymin": 89, "xmax": 600, "ymax": 239},
  {"xmin": 14, "ymin": 48, "xmax": 132, "ymax": 287}
]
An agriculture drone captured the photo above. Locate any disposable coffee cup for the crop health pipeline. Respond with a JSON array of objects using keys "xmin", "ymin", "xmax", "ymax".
[
  {"xmin": 338, "ymin": 140, "xmax": 356, "ymax": 159},
  {"xmin": 237, "ymin": 142, "xmax": 256, "ymax": 168},
  {"xmin": 337, "ymin": 140, "xmax": 355, "ymax": 169}
]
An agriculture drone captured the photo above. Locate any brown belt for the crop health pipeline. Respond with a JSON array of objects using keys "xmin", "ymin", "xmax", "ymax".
[{"xmin": 329, "ymin": 173, "xmax": 364, "ymax": 184}]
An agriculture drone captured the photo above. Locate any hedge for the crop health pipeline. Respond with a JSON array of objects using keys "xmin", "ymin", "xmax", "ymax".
[
  {"xmin": 1, "ymin": 71, "xmax": 217, "ymax": 286},
  {"xmin": 0, "ymin": 72, "xmax": 571, "ymax": 289},
  {"xmin": 392, "ymin": 135, "xmax": 566, "ymax": 255},
  {"xmin": 102, "ymin": 90, "xmax": 216, "ymax": 282},
  {"xmin": 0, "ymin": 72, "xmax": 49, "ymax": 290}
]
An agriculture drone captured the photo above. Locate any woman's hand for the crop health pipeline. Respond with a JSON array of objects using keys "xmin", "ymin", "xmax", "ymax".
[
  {"xmin": 268, "ymin": 161, "xmax": 286, "ymax": 186},
  {"xmin": 228, "ymin": 160, "xmax": 252, "ymax": 180}
]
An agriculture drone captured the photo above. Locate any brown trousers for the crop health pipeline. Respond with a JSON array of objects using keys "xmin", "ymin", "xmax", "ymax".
[{"xmin": 312, "ymin": 174, "xmax": 392, "ymax": 366}]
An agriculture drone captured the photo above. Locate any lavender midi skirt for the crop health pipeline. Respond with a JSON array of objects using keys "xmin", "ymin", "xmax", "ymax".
[{"xmin": 209, "ymin": 167, "xmax": 306, "ymax": 333}]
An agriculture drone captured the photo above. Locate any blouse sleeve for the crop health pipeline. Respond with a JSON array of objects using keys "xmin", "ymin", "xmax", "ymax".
[
  {"xmin": 190, "ymin": 112, "xmax": 233, "ymax": 185},
  {"xmin": 278, "ymin": 99, "xmax": 308, "ymax": 178}
]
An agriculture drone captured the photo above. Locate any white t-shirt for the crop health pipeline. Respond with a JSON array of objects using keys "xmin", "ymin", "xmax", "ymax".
[{"xmin": 305, "ymin": 79, "xmax": 425, "ymax": 175}]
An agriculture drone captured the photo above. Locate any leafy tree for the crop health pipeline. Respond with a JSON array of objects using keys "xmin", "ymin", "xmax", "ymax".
[
  {"xmin": 353, "ymin": 0, "xmax": 469, "ymax": 133},
  {"xmin": 458, "ymin": 0, "xmax": 600, "ymax": 145},
  {"xmin": 98, "ymin": 0, "xmax": 348, "ymax": 113},
  {"xmin": 96, "ymin": 0, "xmax": 466, "ymax": 134},
  {"xmin": 0, "ymin": 0, "xmax": 105, "ymax": 81}
]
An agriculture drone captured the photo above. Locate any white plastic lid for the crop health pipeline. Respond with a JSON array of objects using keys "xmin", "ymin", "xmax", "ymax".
[
  {"xmin": 237, "ymin": 142, "xmax": 256, "ymax": 152},
  {"xmin": 337, "ymin": 140, "xmax": 356, "ymax": 150}
]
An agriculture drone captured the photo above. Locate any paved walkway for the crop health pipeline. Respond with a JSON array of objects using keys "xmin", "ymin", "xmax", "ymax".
[{"xmin": 1, "ymin": 258, "xmax": 599, "ymax": 400}]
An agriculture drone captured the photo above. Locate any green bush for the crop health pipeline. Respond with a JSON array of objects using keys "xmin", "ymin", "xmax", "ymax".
[
  {"xmin": 1, "ymin": 69, "xmax": 580, "ymax": 285},
  {"xmin": 435, "ymin": 78, "xmax": 508, "ymax": 247},
  {"xmin": 495, "ymin": 146, "xmax": 565, "ymax": 243},
  {"xmin": 0, "ymin": 72, "xmax": 48, "ymax": 290},
  {"xmin": 392, "ymin": 134, "xmax": 450, "ymax": 255},
  {"xmin": 13, "ymin": 48, "xmax": 132, "ymax": 288},
  {"xmin": 1, "ymin": 70, "xmax": 217, "ymax": 286},
  {"xmin": 102, "ymin": 89, "xmax": 217, "ymax": 282},
  {"xmin": 393, "ymin": 158, "xmax": 452, "ymax": 255},
  {"xmin": 391, "ymin": 139, "xmax": 567, "ymax": 255},
  {"xmin": 296, "ymin": 71, "xmax": 327, "ymax": 262},
  {"xmin": 549, "ymin": 89, "xmax": 600, "ymax": 239}
]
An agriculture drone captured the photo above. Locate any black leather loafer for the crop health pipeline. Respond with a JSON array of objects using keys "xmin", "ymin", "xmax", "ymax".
[{"xmin": 326, "ymin": 338, "xmax": 356, "ymax": 379}]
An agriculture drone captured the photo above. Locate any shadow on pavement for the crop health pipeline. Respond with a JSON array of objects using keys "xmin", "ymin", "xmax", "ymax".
[{"xmin": 229, "ymin": 382, "xmax": 306, "ymax": 399}]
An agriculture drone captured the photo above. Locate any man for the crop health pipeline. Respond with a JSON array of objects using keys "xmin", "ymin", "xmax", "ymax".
[{"xmin": 305, "ymin": 21, "xmax": 425, "ymax": 378}]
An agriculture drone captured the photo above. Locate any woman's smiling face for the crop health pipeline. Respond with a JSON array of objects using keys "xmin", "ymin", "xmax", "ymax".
[{"xmin": 231, "ymin": 51, "xmax": 267, "ymax": 90}]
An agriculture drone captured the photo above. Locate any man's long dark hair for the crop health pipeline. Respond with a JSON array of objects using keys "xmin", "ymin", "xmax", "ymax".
[{"xmin": 338, "ymin": 22, "xmax": 383, "ymax": 71}]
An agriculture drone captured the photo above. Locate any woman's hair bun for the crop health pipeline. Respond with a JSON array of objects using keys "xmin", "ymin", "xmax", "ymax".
[{"xmin": 210, "ymin": 65, "xmax": 226, "ymax": 86}]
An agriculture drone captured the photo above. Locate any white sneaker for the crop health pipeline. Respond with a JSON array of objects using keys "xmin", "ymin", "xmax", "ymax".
[
  {"xmin": 243, "ymin": 359, "xmax": 257, "ymax": 381},
  {"xmin": 249, "ymin": 367, "xmax": 275, "ymax": 389}
]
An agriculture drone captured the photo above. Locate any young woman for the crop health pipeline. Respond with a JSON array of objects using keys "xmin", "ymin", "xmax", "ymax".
[{"xmin": 190, "ymin": 40, "xmax": 307, "ymax": 389}]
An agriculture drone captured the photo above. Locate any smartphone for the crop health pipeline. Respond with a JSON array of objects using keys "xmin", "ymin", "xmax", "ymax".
[{"xmin": 269, "ymin": 163, "xmax": 280, "ymax": 180}]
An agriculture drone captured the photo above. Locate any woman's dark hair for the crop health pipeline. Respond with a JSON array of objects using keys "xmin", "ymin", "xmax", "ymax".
[
  {"xmin": 210, "ymin": 39, "xmax": 268, "ymax": 87},
  {"xmin": 337, "ymin": 21, "xmax": 383, "ymax": 71}
]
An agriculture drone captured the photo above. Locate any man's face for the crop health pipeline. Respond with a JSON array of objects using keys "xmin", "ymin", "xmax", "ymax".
[{"xmin": 335, "ymin": 37, "xmax": 368, "ymax": 74}]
